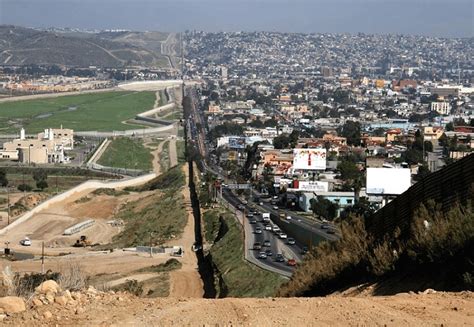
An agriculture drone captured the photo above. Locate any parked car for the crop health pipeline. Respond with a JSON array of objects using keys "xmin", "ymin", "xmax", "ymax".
[
  {"xmin": 287, "ymin": 238, "xmax": 296, "ymax": 245},
  {"xmin": 20, "ymin": 237, "xmax": 31, "ymax": 246},
  {"xmin": 287, "ymin": 259, "xmax": 297, "ymax": 266},
  {"xmin": 253, "ymin": 242, "xmax": 262, "ymax": 250},
  {"xmin": 258, "ymin": 252, "xmax": 267, "ymax": 259},
  {"xmin": 263, "ymin": 240, "xmax": 271, "ymax": 247}
]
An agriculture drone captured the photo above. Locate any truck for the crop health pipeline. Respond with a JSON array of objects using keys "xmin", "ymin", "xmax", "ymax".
[{"xmin": 262, "ymin": 212, "xmax": 271, "ymax": 222}]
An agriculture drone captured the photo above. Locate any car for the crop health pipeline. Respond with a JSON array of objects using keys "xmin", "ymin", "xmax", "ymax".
[
  {"xmin": 263, "ymin": 240, "xmax": 271, "ymax": 247},
  {"xmin": 264, "ymin": 224, "xmax": 272, "ymax": 231},
  {"xmin": 287, "ymin": 238, "xmax": 296, "ymax": 245},
  {"xmin": 273, "ymin": 195, "xmax": 279, "ymax": 199},
  {"xmin": 255, "ymin": 227, "xmax": 263, "ymax": 234},
  {"xmin": 321, "ymin": 223, "xmax": 330, "ymax": 229},
  {"xmin": 301, "ymin": 246, "xmax": 309, "ymax": 255},
  {"xmin": 287, "ymin": 259, "xmax": 297, "ymax": 266},
  {"xmin": 265, "ymin": 249, "xmax": 273, "ymax": 256},
  {"xmin": 237, "ymin": 204, "xmax": 245, "ymax": 210},
  {"xmin": 259, "ymin": 202, "xmax": 264, "ymax": 206},
  {"xmin": 326, "ymin": 229, "xmax": 336, "ymax": 234},
  {"xmin": 273, "ymin": 206, "xmax": 279, "ymax": 210},
  {"xmin": 286, "ymin": 216, "xmax": 292, "ymax": 220},
  {"xmin": 242, "ymin": 200, "xmax": 248, "ymax": 205},
  {"xmin": 249, "ymin": 219, "xmax": 257, "ymax": 224},
  {"xmin": 278, "ymin": 233, "xmax": 288, "ymax": 239},
  {"xmin": 257, "ymin": 252, "xmax": 267, "ymax": 259},
  {"xmin": 253, "ymin": 242, "xmax": 262, "ymax": 250},
  {"xmin": 20, "ymin": 237, "xmax": 31, "ymax": 246},
  {"xmin": 275, "ymin": 253, "xmax": 285, "ymax": 262},
  {"xmin": 272, "ymin": 226, "xmax": 281, "ymax": 233},
  {"xmin": 246, "ymin": 213, "xmax": 254, "ymax": 218}
]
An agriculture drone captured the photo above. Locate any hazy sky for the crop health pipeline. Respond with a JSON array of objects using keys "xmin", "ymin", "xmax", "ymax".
[{"xmin": 0, "ymin": 0, "xmax": 472, "ymax": 37}]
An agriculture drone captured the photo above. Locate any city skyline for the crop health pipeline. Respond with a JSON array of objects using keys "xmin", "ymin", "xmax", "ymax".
[{"xmin": 0, "ymin": 0, "xmax": 472, "ymax": 38}]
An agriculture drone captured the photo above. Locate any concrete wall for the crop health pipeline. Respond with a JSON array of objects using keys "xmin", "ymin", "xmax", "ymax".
[{"xmin": 0, "ymin": 173, "xmax": 157, "ymax": 236}]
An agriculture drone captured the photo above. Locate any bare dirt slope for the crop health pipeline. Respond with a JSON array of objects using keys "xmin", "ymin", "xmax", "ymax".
[{"xmin": 5, "ymin": 291, "xmax": 472, "ymax": 326}]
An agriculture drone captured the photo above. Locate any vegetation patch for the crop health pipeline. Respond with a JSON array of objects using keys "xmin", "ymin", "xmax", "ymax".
[
  {"xmin": 127, "ymin": 165, "xmax": 185, "ymax": 192},
  {"xmin": 91, "ymin": 188, "xmax": 130, "ymax": 197},
  {"xmin": 278, "ymin": 190, "xmax": 474, "ymax": 297},
  {"xmin": 107, "ymin": 167, "xmax": 186, "ymax": 248},
  {"xmin": 0, "ymin": 91, "xmax": 155, "ymax": 133},
  {"xmin": 203, "ymin": 209, "xmax": 285, "ymax": 297},
  {"xmin": 176, "ymin": 140, "xmax": 186, "ymax": 164},
  {"xmin": 159, "ymin": 140, "xmax": 170, "ymax": 172},
  {"xmin": 135, "ymin": 259, "xmax": 182, "ymax": 273},
  {"xmin": 97, "ymin": 137, "xmax": 153, "ymax": 171}
]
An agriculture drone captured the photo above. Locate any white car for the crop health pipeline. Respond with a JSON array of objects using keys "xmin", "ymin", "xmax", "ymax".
[
  {"xmin": 278, "ymin": 233, "xmax": 288, "ymax": 239},
  {"xmin": 264, "ymin": 224, "xmax": 272, "ymax": 231},
  {"xmin": 286, "ymin": 216, "xmax": 292, "ymax": 220},
  {"xmin": 273, "ymin": 206, "xmax": 279, "ymax": 210},
  {"xmin": 20, "ymin": 238, "xmax": 31, "ymax": 246}
]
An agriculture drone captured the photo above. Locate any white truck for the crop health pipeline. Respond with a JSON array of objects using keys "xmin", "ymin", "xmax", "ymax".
[{"xmin": 262, "ymin": 212, "xmax": 271, "ymax": 223}]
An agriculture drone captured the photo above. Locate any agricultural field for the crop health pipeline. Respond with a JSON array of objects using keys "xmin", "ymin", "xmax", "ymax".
[
  {"xmin": 97, "ymin": 137, "xmax": 153, "ymax": 171},
  {"xmin": 0, "ymin": 91, "xmax": 155, "ymax": 133}
]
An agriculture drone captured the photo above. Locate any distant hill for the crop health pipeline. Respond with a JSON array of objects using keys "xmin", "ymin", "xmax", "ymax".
[{"xmin": 0, "ymin": 25, "xmax": 171, "ymax": 68}]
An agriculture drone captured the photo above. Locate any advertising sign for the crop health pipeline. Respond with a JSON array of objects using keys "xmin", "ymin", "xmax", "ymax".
[
  {"xmin": 366, "ymin": 168, "xmax": 411, "ymax": 195},
  {"xmin": 297, "ymin": 181, "xmax": 329, "ymax": 192},
  {"xmin": 293, "ymin": 148, "xmax": 327, "ymax": 170}
]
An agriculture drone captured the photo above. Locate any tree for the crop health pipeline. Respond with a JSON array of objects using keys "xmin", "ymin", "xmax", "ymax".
[
  {"xmin": 310, "ymin": 196, "xmax": 339, "ymax": 221},
  {"xmin": 445, "ymin": 122, "xmax": 454, "ymax": 131},
  {"xmin": 273, "ymin": 134, "xmax": 290, "ymax": 149},
  {"xmin": 337, "ymin": 160, "xmax": 360, "ymax": 181},
  {"xmin": 249, "ymin": 119, "xmax": 264, "ymax": 128},
  {"xmin": 0, "ymin": 169, "xmax": 8, "ymax": 187},
  {"xmin": 18, "ymin": 184, "xmax": 32, "ymax": 192},
  {"xmin": 36, "ymin": 179, "xmax": 48, "ymax": 190},
  {"xmin": 340, "ymin": 197, "xmax": 376, "ymax": 220},
  {"xmin": 338, "ymin": 121, "xmax": 361, "ymax": 146},
  {"xmin": 33, "ymin": 170, "xmax": 48, "ymax": 183}
]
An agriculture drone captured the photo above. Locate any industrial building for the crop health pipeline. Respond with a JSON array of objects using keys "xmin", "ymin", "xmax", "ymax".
[{"xmin": 0, "ymin": 127, "xmax": 74, "ymax": 164}]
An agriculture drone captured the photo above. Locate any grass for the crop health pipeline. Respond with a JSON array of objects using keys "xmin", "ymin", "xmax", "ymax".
[
  {"xmin": 159, "ymin": 140, "xmax": 170, "ymax": 172},
  {"xmin": 127, "ymin": 165, "xmax": 185, "ymax": 192},
  {"xmin": 203, "ymin": 209, "xmax": 286, "ymax": 297},
  {"xmin": 176, "ymin": 140, "xmax": 186, "ymax": 164},
  {"xmin": 5, "ymin": 174, "xmax": 97, "ymax": 193},
  {"xmin": 108, "ymin": 166, "xmax": 186, "ymax": 248},
  {"xmin": 135, "ymin": 258, "xmax": 182, "ymax": 273},
  {"xmin": 97, "ymin": 137, "xmax": 153, "ymax": 171},
  {"xmin": 0, "ymin": 91, "xmax": 156, "ymax": 133}
]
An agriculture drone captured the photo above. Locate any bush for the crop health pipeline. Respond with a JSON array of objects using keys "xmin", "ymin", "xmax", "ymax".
[{"xmin": 17, "ymin": 183, "xmax": 33, "ymax": 192}]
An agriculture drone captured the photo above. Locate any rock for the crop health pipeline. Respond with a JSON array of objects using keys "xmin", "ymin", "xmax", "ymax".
[
  {"xmin": 43, "ymin": 311, "xmax": 53, "ymax": 319},
  {"xmin": 36, "ymin": 280, "xmax": 61, "ymax": 295},
  {"xmin": 87, "ymin": 286, "xmax": 98, "ymax": 295},
  {"xmin": 423, "ymin": 289, "xmax": 437, "ymax": 295},
  {"xmin": 32, "ymin": 298, "xmax": 43, "ymax": 307},
  {"xmin": 55, "ymin": 295, "xmax": 68, "ymax": 306},
  {"xmin": 0, "ymin": 296, "xmax": 26, "ymax": 314},
  {"xmin": 45, "ymin": 292, "xmax": 55, "ymax": 303},
  {"xmin": 63, "ymin": 290, "xmax": 73, "ymax": 301},
  {"xmin": 71, "ymin": 292, "xmax": 82, "ymax": 301},
  {"xmin": 0, "ymin": 314, "xmax": 6, "ymax": 322}
]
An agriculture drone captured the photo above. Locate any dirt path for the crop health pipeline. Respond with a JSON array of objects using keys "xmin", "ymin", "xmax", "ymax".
[
  {"xmin": 146, "ymin": 140, "xmax": 165, "ymax": 175},
  {"xmin": 166, "ymin": 164, "xmax": 204, "ymax": 298},
  {"xmin": 107, "ymin": 273, "xmax": 159, "ymax": 287},
  {"xmin": 169, "ymin": 137, "xmax": 177, "ymax": 168}
]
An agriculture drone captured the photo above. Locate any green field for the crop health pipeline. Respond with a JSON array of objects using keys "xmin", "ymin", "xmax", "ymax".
[
  {"xmin": 0, "ymin": 91, "xmax": 156, "ymax": 133},
  {"xmin": 97, "ymin": 137, "xmax": 153, "ymax": 171}
]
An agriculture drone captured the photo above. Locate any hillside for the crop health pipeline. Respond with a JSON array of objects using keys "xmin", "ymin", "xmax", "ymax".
[
  {"xmin": 0, "ymin": 25, "xmax": 169, "ymax": 68},
  {"xmin": 2, "ymin": 287, "xmax": 472, "ymax": 325}
]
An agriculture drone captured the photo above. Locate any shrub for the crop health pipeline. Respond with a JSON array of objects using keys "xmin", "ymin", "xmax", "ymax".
[{"xmin": 17, "ymin": 183, "xmax": 33, "ymax": 192}]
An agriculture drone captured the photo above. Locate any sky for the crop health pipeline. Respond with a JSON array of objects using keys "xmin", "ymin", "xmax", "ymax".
[{"xmin": 0, "ymin": 0, "xmax": 472, "ymax": 37}]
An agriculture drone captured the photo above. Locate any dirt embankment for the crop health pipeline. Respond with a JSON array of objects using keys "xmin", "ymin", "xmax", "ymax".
[{"xmin": 3, "ymin": 290, "xmax": 473, "ymax": 326}]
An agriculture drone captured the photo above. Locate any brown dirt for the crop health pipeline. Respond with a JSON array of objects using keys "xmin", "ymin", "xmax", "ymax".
[
  {"xmin": 3, "ymin": 291, "xmax": 473, "ymax": 326},
  {"xmin": 166, "ymin": 164, "xmax": 204, "ymax": 298}
]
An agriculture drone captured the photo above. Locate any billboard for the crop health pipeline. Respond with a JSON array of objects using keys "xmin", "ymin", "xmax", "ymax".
[
  {"xmin": 228, "ymin": 136, "xmax": 246, "ymax": 149},
  {"xmin": 297, "ymin": 181, "xmax": 329, "ymax": 192},
  {"xmin": 366, "ymin": 168, "xmax": 411, "ymax": 195},
  {"xmin": 293, "ymin": 148, "xmax": 327, "ymax": 170}
]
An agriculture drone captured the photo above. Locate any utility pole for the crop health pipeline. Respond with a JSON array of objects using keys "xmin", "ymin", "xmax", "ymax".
[{"xmin": 7, "ymin": 188, "xmax": 10, "ymax": 225}]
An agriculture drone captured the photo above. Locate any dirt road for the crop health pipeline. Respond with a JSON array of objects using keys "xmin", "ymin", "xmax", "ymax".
[
  {"xmin": 166, "ymin": 164, "xmax": 203, "ymax": 298},
  {"xmin": 169, "ymin": 137, "xmax": 177, "ymax": 168},
  {"xmin": 147, "ymin": 140, "xmax": 165, "ymax": 175}
]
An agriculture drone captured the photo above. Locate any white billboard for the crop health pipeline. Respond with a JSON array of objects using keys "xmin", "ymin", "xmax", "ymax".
[
  {"xmin": 298, "ymin": 181, "xmax": 329, "ymax": 192},
  {"xmin": 293, "ymin": 148, "xmax": 327, "ymax": 170},
  {"xmin": 366, "ymin": 168, "xmax": 411, "ymax": 195}
]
